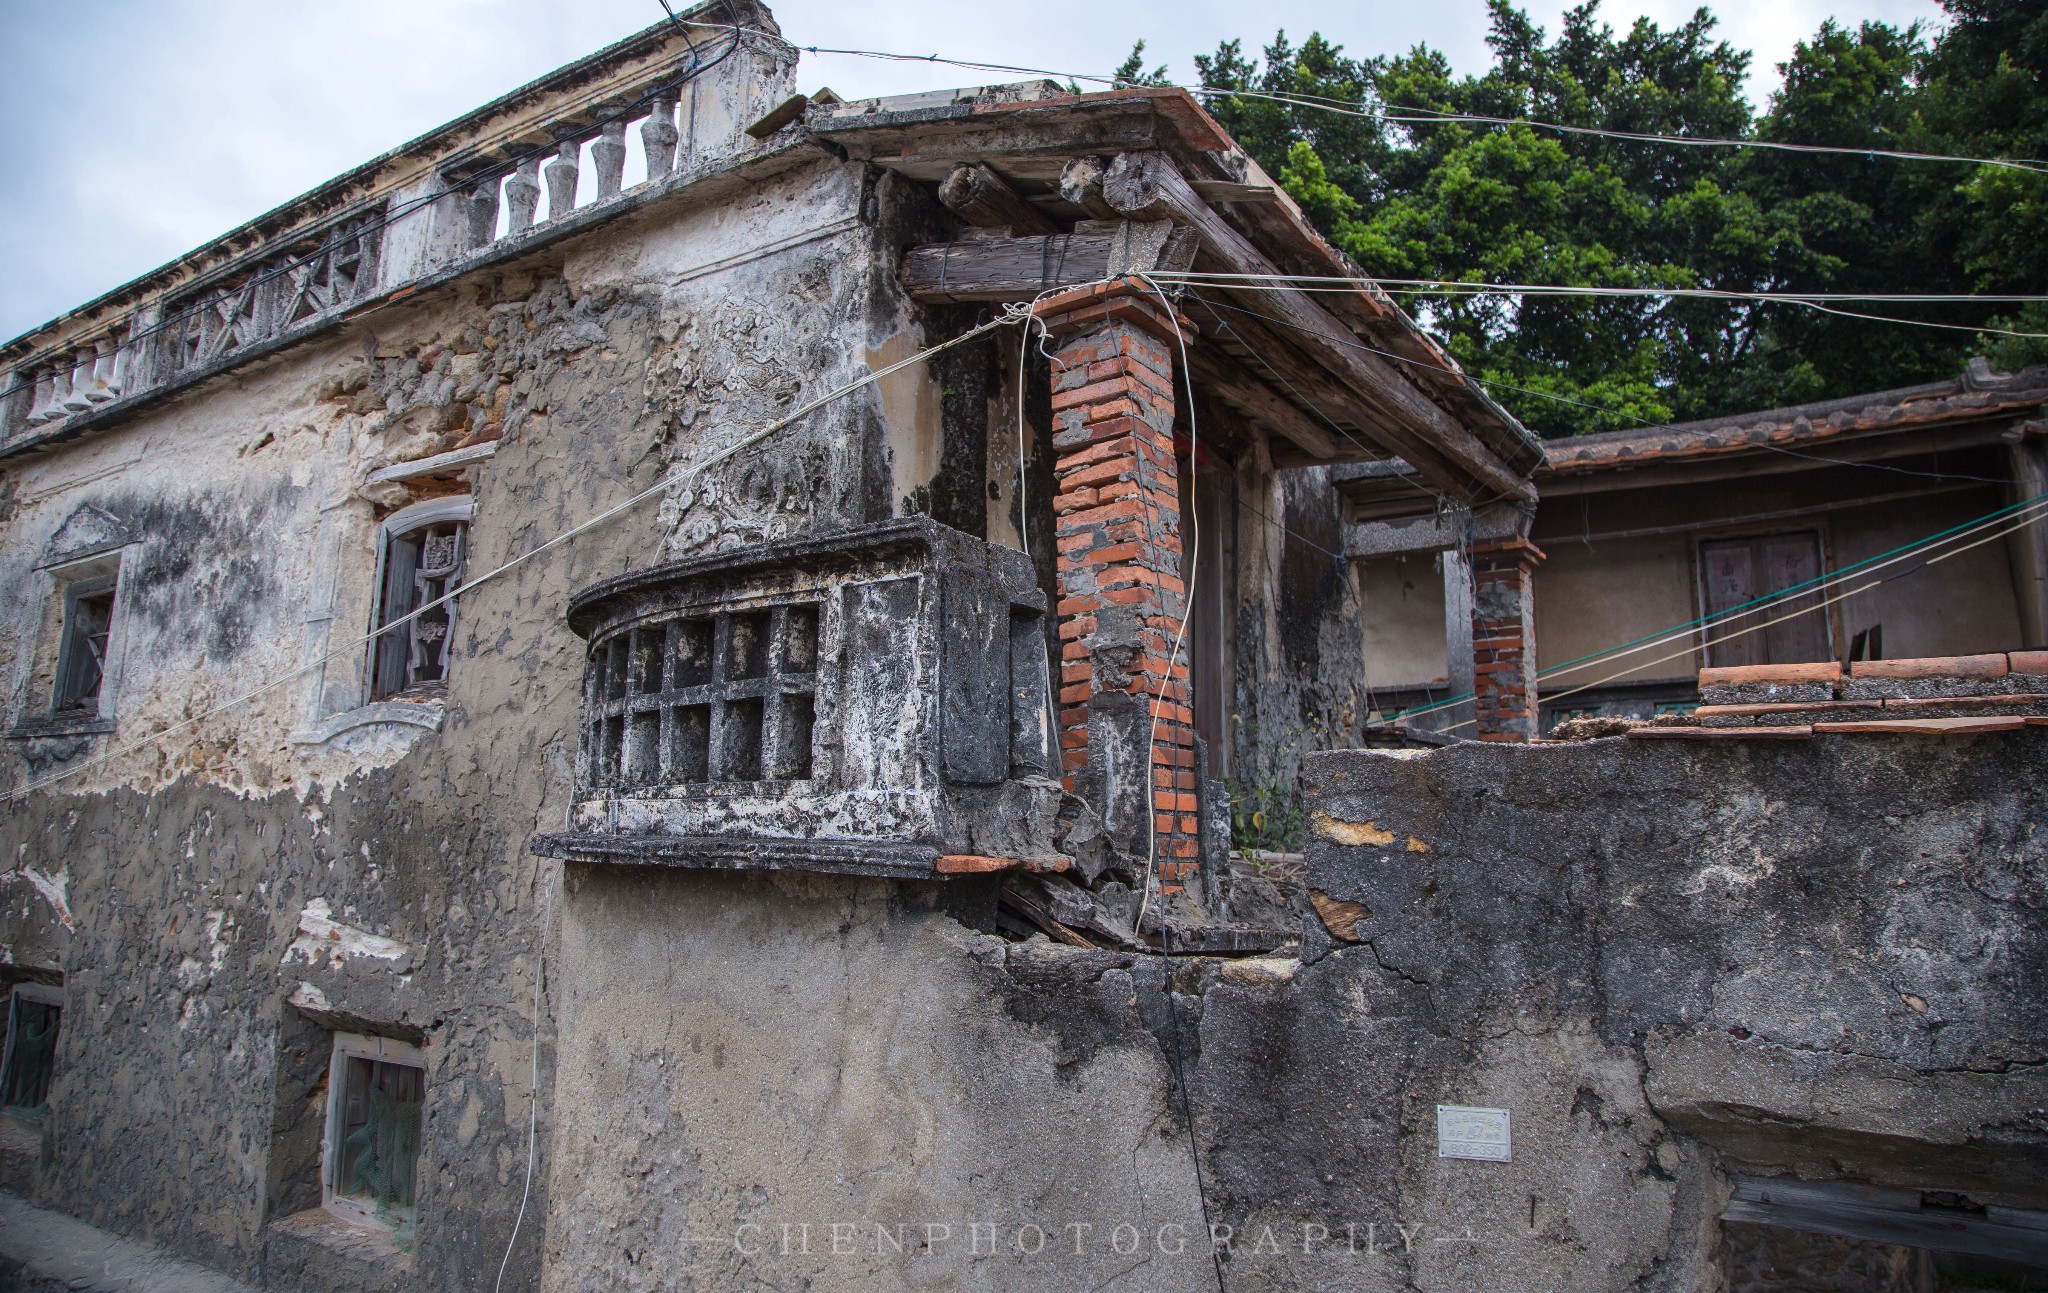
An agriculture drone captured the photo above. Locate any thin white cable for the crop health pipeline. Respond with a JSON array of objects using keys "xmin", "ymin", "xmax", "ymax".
[
  {"xmin": 1422, "ymin": 503, "xmax": 2048, "ymax": 735},
  {"xmin": 1131, "ymin": 275, "xmax": 1199, "ymax": 937},
  {"xmin": 1156, "ymin": 273, "xmax": 2048, "ymax": 340},
  {"xmin": 493, "ymin": 878, "xmax": 551, "ymax": 1293},
  {"xmin": 1151, "ymin": 270, "xmax": 2048, "ymax": 305},
  {"xmin": 4, "ymin": 306, "xmax": 1039, "ymax": 803}
]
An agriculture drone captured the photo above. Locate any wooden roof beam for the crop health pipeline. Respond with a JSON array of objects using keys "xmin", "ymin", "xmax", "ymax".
[
  {"xmin": 937, "ymin": 164, "xmax": 1058, "ymax": 235},
  {"xmin": 1100, "ymin": 150, "xmax": 1533, "ymax": 504}
]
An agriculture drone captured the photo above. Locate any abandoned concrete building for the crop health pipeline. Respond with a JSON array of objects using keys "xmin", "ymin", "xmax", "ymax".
[{"xmin": 0, "ymin": 3, "xmax": 2042, "ymax": 1291}]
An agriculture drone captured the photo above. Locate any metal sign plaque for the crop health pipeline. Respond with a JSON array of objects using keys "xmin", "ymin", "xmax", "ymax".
[{"xmin": 1436, "ymin": 1105, "xmax": 1512, "ymax": 1161}]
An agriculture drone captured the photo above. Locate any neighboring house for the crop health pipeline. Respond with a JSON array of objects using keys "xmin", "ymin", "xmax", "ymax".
[{"xmin": 1339, "ymin": 362, "xmax": 2048, "ymax": 733}]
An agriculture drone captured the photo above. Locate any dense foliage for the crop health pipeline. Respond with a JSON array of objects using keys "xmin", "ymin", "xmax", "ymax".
[{"xmin": 1137, "ymin": 0, "xmax": 2048, "ymax": 436}]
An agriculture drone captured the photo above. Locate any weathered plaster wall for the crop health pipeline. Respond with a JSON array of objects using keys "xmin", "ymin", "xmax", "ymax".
[
  {"xmin": 545, "ymin": 732, "xmax": 2048, "ymax": 1291},
  {"xmin": 1360, "ymin": 553, "xmax": 1452, "ymax": 692},
  {"xmin": 1287, "ymin": 731, "xmax": 2048, "ymax": 1284},
  {"xmin": 0, "ymin": 132, "xmax": 999, "ymax": 1293},
  {"xmin": 543, "ymin": 868, "xmax": 1218, "ymax": 1292},
  {"xmin": 1228, "ymin": 459, "xmax": 1369, "ymax": 822}
]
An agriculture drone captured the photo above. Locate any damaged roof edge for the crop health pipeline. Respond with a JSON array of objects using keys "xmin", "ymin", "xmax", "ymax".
[
  {"xmin": 814, "ymin": 83, "xmax": 1538, "ymax": 460},
  {"xmin": 1544, "ymin": 363, "xmax": 2048, "ymax": 475},
  {"xmin": 1, "ymin": 0, "xmax": 782, "ymax": 362}
]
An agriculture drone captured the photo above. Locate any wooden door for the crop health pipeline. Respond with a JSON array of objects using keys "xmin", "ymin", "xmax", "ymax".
[{"xmin": 1698, "ymin": 531, "xmax": 1832, "ymax": 667}]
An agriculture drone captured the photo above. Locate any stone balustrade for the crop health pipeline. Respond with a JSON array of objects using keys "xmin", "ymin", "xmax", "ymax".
[{"xmin": 2, "ymin": 16, "xmax": 787, "ymax": 450}]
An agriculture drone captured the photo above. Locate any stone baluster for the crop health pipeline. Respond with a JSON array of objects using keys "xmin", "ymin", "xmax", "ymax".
[
  {"xmin": 60, "ymin": 348, "xmax": 97, "ymax": 412},
  {"xmin": 504, "ymin": 153, "xmax": 542, "ymax": 235},
  {"xmin": 544, "ymin": 137, "xmax": 580, "ymax": 221},
  {"xmin": 642, "ymin": 93, "xmax": 679, "ymax": 183},
  {"xmin": 467, "ymin": 174, "xmax": 502, "ymax": 249},
  {"xmin": 593, "ymin": 118, "xmax": 626, "ymax": 201},
  {"xmin": 104, "ymin": 327, "xmax": 132, "ymax": 399},
  {"xmin": 85, "ymin": 338, "xmax": 120, "ymax": 402},
  {"xmin": 25, "ymin": 365, "xmax": 58, "ymax": 425},
  {"xmin": 52, "ymin": 358, "xmax": 76, "ymax": 412}
]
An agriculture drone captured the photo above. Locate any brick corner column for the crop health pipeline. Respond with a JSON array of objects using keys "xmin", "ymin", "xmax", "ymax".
[
  {"xmin": 1035, "ymin": 281, "xmax": 1200, "ymax": 894},
  {"xmin": 1469, "ymin": 537, "xmax": 1545, "ymax": 741}
]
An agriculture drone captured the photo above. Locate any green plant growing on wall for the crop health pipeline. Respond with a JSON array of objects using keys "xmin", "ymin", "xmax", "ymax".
[{"xmin": 1229, "ymin": 778, "xmax": 1307, "ymax": 853}]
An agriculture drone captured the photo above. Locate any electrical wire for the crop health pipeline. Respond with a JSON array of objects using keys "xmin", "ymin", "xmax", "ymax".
[
  {"xmin": 1425, "ymin": 500, "xmax": 2048, "ymax": 735},
  {"xmin": 1159, "ymin": 272, "xmax": 2048, "ymax": 305},
  {"xmin": 1130, "ymin": 273, "xmax": 1230, "ymax": 1293},
  {"xmin": 2, "ymin": 303, "xmax": 1038, "ymax": 804},
  {"xmin": 1194, "ymin": 85, "xmax": 2048, "ymax": 175},
  {"xmin": 755, "ymin": 37, "xmax": 2048, "ymax": 174},
  {"xmin": 1185, "ymin": 291, "xmax": 2024, "ymax": 486},
  {"xmin": 493, "ymin": 883, "xmax": 550, "ymax": 1293},
  {"xmin": 1371, "ymin": 492, "xmax": 2048, "ymax": 729},
  {"xmin": 1156, "ymin": 272, "xmax": 2048, "ymax": 340}
]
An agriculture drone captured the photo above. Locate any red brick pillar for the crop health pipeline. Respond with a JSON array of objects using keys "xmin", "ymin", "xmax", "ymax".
[
  {"xmin": 1470, "ymin": 538, "xmax": 1545, "ymax": 741},
  {"xmin": 1035, "ymin": 282, "xmax": 1199, "ymax": 893}
]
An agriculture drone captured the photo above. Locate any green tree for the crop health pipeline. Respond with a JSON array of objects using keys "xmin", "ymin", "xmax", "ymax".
[{"xmin": 1181, "ymin": 0, "xmax": 2047, "ymax": 435}]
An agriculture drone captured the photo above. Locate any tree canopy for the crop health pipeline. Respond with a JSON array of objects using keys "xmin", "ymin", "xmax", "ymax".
[{"xmin": 1156, "ymin": 0, "xmax": 2048, "ymax": 436}]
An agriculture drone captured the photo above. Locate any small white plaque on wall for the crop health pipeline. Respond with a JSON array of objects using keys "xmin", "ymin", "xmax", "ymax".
[{"xmin": 1436, "ymin": 1105, "xmax": 1512, "ymax": 1161}]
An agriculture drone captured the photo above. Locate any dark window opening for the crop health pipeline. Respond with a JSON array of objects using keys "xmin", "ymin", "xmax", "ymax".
[
  {"xmin": 372, "ymin": 518, "xmax": 468, "ymax": 701},
  {"xmin": 0, "ymin": 990, "xmax": 60, "ymax": 1120},
  {"xmin": 53, "ymin": 578, "xmax": 116, "ymax": 714}
]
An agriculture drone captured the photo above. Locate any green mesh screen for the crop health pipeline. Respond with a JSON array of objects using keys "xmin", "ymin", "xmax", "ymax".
[
  {"xmin": 1, "ymin": 998, "xmax": 59, "ymax": 1117},
  {"xmin": 337, "ymin": 1055, "xmax": 423, "ymax": 1214}
]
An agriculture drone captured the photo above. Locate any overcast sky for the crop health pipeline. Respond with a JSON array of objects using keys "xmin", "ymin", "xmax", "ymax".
[{"xmin": 0, "ymin": 0, "xmax": 1947, "ymax": 343}]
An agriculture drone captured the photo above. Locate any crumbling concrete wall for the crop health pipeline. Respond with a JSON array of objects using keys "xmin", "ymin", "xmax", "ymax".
[
  {"xmin": 540, "ymin": 730, "xmax": 2045, "ymax": 1291},
  {"xmin": 0, "ymin": 131, "xmax": 998, "ymax": 1292},
  {"xmin": 1227, "ymin": 456, "xmax": 1369, "ymax": 838}
]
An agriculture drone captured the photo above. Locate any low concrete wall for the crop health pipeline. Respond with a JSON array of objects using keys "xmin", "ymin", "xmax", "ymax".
[{"xmin": 543, "ymin": 729, "xmax": 2046, "ymax": 1289}]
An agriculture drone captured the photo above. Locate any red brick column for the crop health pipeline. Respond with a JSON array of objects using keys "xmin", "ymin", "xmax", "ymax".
[
  {"xmin": 1470, "ymin": 538, "xmax": 1545, "ymax": 741},
  {"xmin": 1035, "ymin": 282, "xmax": 1199, "ymax": 893}
]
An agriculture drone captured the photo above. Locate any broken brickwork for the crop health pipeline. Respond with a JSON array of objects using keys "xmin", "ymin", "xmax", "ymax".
[
  {"xmin": 1040, "ymin": 283, "xmax": 1200, "ymax": 893},
  {"xmin": 1469, "ymin": 536, "xmax": 1543, "ymax": 741}
]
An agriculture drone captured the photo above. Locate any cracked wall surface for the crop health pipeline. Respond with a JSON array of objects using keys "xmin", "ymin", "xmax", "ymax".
[{"xmin": 0, "ymin": 131, "xmax": 1008, "ymax": 1291}]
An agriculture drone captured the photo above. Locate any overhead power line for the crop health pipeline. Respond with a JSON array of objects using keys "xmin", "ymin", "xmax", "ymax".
[
  {"xmin": 770, "ymin": 38, "xmax": 2048, "ymax": 175},
  {"xmin": 1201, "ymin": 86, "xmax": 2048, "ymax": 176}
]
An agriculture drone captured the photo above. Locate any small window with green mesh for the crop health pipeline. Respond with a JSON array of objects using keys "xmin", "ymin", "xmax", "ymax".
[
  {"xmin": 0, "ymin": 985, "xmax": 61, "ymax": 1122},
  {"xmin": 324, "ymin": 1032, "xmax": 425, "ymax": 1232}
]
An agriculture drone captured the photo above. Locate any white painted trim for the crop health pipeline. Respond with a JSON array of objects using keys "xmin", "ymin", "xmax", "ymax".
[
  {"xmin": 290, "ymin": 699, "xmax": 444, "ymax": 747},
  {"xmin": 365, "ymin": 440, "xmax": 498, "ymax": 485},
  {"xmin": 378, "ymin": 494, "xmax": 474, "ymax": 538}
]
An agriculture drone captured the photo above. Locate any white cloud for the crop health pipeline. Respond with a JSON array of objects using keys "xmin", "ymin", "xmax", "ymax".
[{"xmin": 0, "ymin": 0, "xmax": 1946, "ymax": 342}]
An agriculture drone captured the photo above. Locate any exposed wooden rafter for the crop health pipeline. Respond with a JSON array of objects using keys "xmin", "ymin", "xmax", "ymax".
[
  {"xmin": 1099, "ymin": 150, "xmax": 1532, "ymax": 504},
  {"xmin": 937, "ymin": 164, "xmax": 1058, "ymax": 235}
]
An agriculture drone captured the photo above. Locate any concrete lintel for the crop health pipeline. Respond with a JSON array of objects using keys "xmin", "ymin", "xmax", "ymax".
[{"xmin": 1343, "ymin": 503, "xmax": 1529, "ymax": 558}]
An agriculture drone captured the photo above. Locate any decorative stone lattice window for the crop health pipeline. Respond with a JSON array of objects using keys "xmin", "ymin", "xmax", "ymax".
[
  {"xmin": 586, "ymin": 601, "xmax": 821, "ymax": 786},
  {"xmin": 0, "ymin": 984, "xmax": 61, "ymax": 1122},
  {"xmin": 324, "ymin": 1032, "xmax": 425, "ymax": 1230},
  {"xmin": 534, "ymin": 518, "xmax": 1069, "ymax": 878},
  {"xmin": 371, "ymin": 498, "xmax": 470, "ymax": 701}
]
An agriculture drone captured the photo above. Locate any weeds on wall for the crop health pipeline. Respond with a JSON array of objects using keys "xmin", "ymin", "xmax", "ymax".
[{"xmin": 1228, "ymin": 778, "xmax": 1306, "ymax": 854}]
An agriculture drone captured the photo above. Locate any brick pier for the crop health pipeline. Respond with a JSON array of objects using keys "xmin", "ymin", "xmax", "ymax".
[{"xmin": 1036, "ymin": 281, "xmax": 1199, "ymax": 893}]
